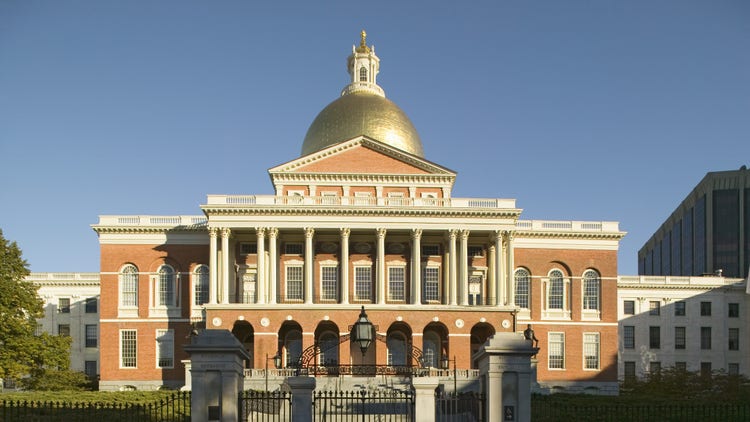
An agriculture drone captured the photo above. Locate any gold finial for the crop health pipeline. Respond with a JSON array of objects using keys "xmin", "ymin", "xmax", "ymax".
[{"xmin": 360, "ymin": 30, "xmax": 367, "ymax": 47}]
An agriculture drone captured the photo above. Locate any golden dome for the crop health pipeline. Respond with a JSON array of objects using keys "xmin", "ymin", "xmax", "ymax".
[{"xmin": 301, "ymin": 91, "xmax": 424, "ymax": 157}]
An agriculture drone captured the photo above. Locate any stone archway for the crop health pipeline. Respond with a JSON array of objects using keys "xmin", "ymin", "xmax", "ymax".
[
  {"xmin": 470, "ymin": 322, "xmax": 496, "ymax": 369},
  {"xmin": 231, "ymin": 320, "xmax": 254, "ymax": 368}
]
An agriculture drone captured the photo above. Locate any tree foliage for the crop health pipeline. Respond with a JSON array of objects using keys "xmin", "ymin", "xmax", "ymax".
[
  {"xmin": 19, "ymin": 368, "xmax": 93, "ymax": 391},
  {"xmin": 622, "ymin": 367, "xmax": 750, "ymax": 403},
  {"xmin": 0, "ymin": 229, "xmax": 72, "ymax": 382}
]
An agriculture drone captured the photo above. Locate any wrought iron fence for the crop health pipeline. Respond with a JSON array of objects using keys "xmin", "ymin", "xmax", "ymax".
[
  {"xmin": 435, "ymin": 391, "xmax": 485, "ymax": 422},
  {"xmin": 0, "ymin": 391, "xmax": 190, "ymax": 422},
  {"xmin": 313, "ymin": 389, "xmax": 414, "ymax": 421},
  {"xmin": 239, "ymin": 390, "xmax": 291, "ymax": 422}
]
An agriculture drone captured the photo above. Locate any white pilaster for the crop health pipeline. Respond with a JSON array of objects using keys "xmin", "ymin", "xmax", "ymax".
[
  {"xmin": 411, "ymin": 228, "xmax": 422, "ymax": 305},
  {"xmin": 376, "ymin": 228, "xmax": 386, "ymax": 305},
  {"xmin": 459, "ymin": 230, "xmax": 469, "ymax": 306},
  {"xmin": 209, "ymin": 228, "xmax": 218, "ymax": 305},
  {"xmin": 304, "ymin": 227, "xmax": 314, "ymax": 305},
  {"xmin": 340, "ymin": 228, "xmax": 350, "ymax": 304},
  {"xmin": 506, "ymin": 231, "xmax": 516, "ymax": 306},
  {"xmin": 488, "ymin": 242, "xmax": 496, "ymax": 306},
  {"xmin": 448, "ymin": 230, "xmax": 458, "ymax": 306},
  {"xmin": 221, "ymin": 228, "xmax": 231, "ymax": 304},
  {"xmin": 256, "ymin": 228, "xmax": 266, "ymax": 304},
  {"xmin": 495, "ymin": 230, "xmax": 504, "ymax": 308},
  {"xmin": 268, "ymin": 228, "xmax": 278, "ymax": 305}
]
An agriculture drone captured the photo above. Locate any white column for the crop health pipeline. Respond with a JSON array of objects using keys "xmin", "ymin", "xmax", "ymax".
[
  {"xmin": 488, "ymin": 242, "xmax": 496, "ymax": 306},
  {"xmin": 221, "ymin": 228, "xmax": 231, "ymax": 304},
  {"xmin": 506, "ymin": 231, "xmax": 516, "ymax": 306},
  {"xmin": 256, "ymin": 228, "xmax": 266, "ymax": 304},
  {"xmin": 304, "ymin": 227, "xmax": 315, "ymax": 304},
  {"xmin": 448, "ymin": 229, "xmax": 458, "ymax": 306},
  {"xmin": 376, "ymin": 228, "xmax": 386, "ymax": 305},
  {"xmin": 340, "ymin": 228, "xmax": 350, "ymax": 304},
  {"xmin": 209, "ymin": 228, "xmax": 218, "ymax": 305},
  {"xmin": 459, "ymin": 230, "xmax": 470, "ymax": 306},
  {"xmin": 411, "ymin": 228, "xmax": 422, "ymax": 305},
  {"xmin": 495, "ymin": 230, "xmax": 504, "ymax": 308},
  {"xmin": 268, "ymin": 228, "xmax": 278, "ymax": 305}
]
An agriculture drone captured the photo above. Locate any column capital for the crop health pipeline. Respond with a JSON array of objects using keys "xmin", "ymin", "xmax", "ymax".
[
  {"xmin": 447, "ymin": 229, "xmax": 458, "ymax": 240},
  {"xmin": 376, "ymin": 228, "xmax": 387, "ymax": 239},
  {"xmin": 267, "ymin": 227, "xmax": 279, "ymax": 238},
  {"xmin": 220, "ymin": 227, "xmax": 231, "ymax": 238},
  {"xmin": 503, "ymin": 230, "xmax": 515, "ymax": 244},
  {"xmin": 493, "ymin": 229, "xmax": 503, "ymax": 242},
  {"xmin": 209, "ymin": 227, "xmax": 218, "ymax": 238},
  {"xmin": 460, "ymin": 229, "xmax": 470, "ymax": 240},
  {"xmin": 411, "ymin": 228, "xmax": 423, "ymax": 239},
  {"xmin": 304, "ymin": 227, "xmax": 315, "ymax": 238},
  {"xmin": 255, "ymin": 227, "xmax": 266, "ymax": 237},
  {"xmin": 340, "ymin": 227, "xmax": 351, "ymax": 238}
]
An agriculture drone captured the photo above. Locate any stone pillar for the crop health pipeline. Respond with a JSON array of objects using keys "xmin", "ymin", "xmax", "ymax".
[
  {"xmin": 488, "ymin": 243, "xmax": 497, "ymax": 306},
  {"xmin": 376, "ymin": 228, "xmax": 386, "ymax": 305},
  {"xmin": 221, "ymin": 228, "xmax": 231, "ymax": 304},
  {"xmin": 268, "ymin": 228, "xmax": 278, "ymax": 305},
  {"xmin": 448, "ymin": 230, "xmax": 458, "ymax": 306},
  {"xmin": 340, "ymin": 228, "xmax": 350, "ymax": 304},
  {"xmin": 304, "ymin": 227, "xmax": 314, "ymax": 304},
  {"xmin": 184, "ymin": 330, "xmax": 251, "ymax": 422},
  {"xmin": 288, "ymin": 376, "xmax": 316, "ymax": 422},
  {"xmin": 411, "ymin": 228, "xmax": 422, "ymax": 305},
  {"xmin": 413, "ymin": 377, "xmax": 439, "ymax": 422},
  {"xmin": 209, "ymin": 228, "xmax": 218, "ymax": 305},
  {"xmin": 256, "ymin": 227, "xmax": 266, "ymax": 304},
  {"xmin": 459, "ymin": 230, "xmax": 469, "ymax": 306},
  {"xmin": 495, "ymin": 230, "xmax": 504, "ymax": 308},
  {"xmin": 476, "ymin": 333, "xmax": 538, "ymax": 422},
  {"xmin": 506, "ymin": 231, "xmax": 516, "ymax": 306}
]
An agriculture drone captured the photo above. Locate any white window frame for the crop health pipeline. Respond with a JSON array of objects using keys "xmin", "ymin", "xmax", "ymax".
[
  {"xmin": 149, "ymin": 264, "xmax": 180, "ymax": 318},
  {"xmin": 548, "ymin": 332, "xmax": 565, "ymax": 370},
  {"xmin": 583, "ymin": 333, "xmax": 600, "ymax": 370},
  {"xmin": 119, "ymin": 264, "xmax": 139, "ymax": 317},
  {"xmin": 320, "ymin": 264, "xmax": 339, "ymax": 301},
  {"xmin": 581, "ymin": 269, "xmax": 601, "ymax": 320},
  {"xmin": 514, "ymin": 268, "xmax": 531, "ymax": 317},
  {"xmin": 543, "ymin": 269, "xmax": 570, "ymax": 319},
  {"xmin": 192, "ymin": 265, "xmax": 209, "ymax": 307},
  {"xmin": 120, "ymin": 329, "xmax": 137, "ymax": 369},
  {"xmin": 353, "ymin": 191, "xmax": 372, "ymax": 206},
  {"xmin": 422, "ymin": 265, "xmax": 440, "ymax": 303},
  {"xmin": 354, "ymin": 265, "xmax": 372, "ymax": 302},
  {"xmin": 156, "ymin": 329, "xmax": 174, "ymax": 369},
  {"xmin": 468, "ymin": 271, "xmax": 485, "ymax": 306},
  {"xmin": 285, "ymin": 264, "xmax": 303, "ymax": 301},
  {"xmin": 320, "ymin": 191, "xmax": 338, "ymax": 205},
  {"xmin": 387, "ymin": 264, "xmax": 406, "ymax": 302},
  {"xmin": 386, "ymin": 191, "xmax": 405, "ymax": 206}
]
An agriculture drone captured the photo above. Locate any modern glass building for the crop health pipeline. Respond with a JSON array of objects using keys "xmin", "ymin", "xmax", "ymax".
[{"xmin": 638, "ymin": 167, "xmax": 750, "ymax": 278}]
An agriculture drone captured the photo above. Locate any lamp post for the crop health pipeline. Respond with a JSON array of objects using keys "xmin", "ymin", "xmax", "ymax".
[
  {"xmin": 265, "ymin": 352, "xmax": 282, "ymax": 391},
  {"xmin": 441, "ymin": 355, "xmax": 457, "ymax": 394},
  {"xmin": 352, "ymin": 306, "xmax": 374, "ymax": 356}
]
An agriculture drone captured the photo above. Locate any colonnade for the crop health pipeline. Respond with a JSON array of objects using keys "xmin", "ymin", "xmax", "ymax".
[{"xmin": 207, "ymin": 227, "xmax": 516, "ymax": 307}]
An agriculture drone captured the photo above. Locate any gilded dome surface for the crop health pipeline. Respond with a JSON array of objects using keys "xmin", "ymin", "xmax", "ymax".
[{"xmin": 301, "ymin": 91, "xmax": 424, "ymax": 157}]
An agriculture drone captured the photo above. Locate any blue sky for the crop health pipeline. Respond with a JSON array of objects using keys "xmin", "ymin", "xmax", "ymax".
[{"xmin": 1, "ymin": 1, "xmax": 748, "ymax": 275}]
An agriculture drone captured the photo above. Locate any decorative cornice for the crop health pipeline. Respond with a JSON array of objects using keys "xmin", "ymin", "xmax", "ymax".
[
  {"xmin": 514, "ymin": 230, "xmax": 625, "ymax": 241},
  {"xmin": 92, "ymin": 225, "xmax": 208, "ymax": 235},
  {"xmin": 201, "ymin": 205, "xmax": 521, "ymax": 219}
]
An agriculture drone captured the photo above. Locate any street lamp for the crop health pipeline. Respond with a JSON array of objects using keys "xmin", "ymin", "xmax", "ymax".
[
  {"xmin": 352, "ymin": 306, "xmax": 374, "ymax": 356},
  {"xmin": 265, "ymin": 352, "xmax": 282, "ymax": 391},
  {"xmin": 441, "ymin": 355, "xmax": 457, "ymax": 394}
]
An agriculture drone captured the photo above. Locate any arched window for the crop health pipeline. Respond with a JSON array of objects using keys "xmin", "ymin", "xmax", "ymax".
[
  {"xmin": 423, "ymin": 331, "xmax": 441, "ymax": 368},
  {"xmin": 387, "ymin": 332, "xmax": 407, "ymax": 366},
  {"xmin": 157, "ymin": 265, "xmax": 175, "ymax": 306},
  {"xmin": 548, "ymin": 269, "xmax": 564, "ymax": 310},
  {"xmin": 318, "ymin": 332, "xmax": 339, "ymax": 366},
  {"xmin": 119, "ymin": 264, "xmax": 138, "ymax": 307},
  {"xmin": 359, "ymin": 66, "xmax": 367, "ymax": 81},
  {"xmin": 514, "ymin": 268, "xmax": 531, "ymax": 309},
  {"xmin": 582, "ymin": 269, "xmax": 600, "ymax": 310},
  {"xmin": 284, "ymin": 330, "xmax": 302, "ymax": 368},
  {"xmin": 193, "ymin": 265, "xmax": 209, "ymax": 305}
]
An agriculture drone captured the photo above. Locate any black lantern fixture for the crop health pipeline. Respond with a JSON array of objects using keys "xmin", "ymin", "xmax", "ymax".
[
  {"xmin": 273, "ymin": 353, "xmax": 282, "ymax": 369},
  {"xmin": 352, "ymin": 306, "xmax": 374, "ymax": 356}
]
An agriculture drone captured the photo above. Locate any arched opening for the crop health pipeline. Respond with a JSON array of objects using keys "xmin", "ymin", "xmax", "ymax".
[
  {"xmin": 423, "ymin": 322, "xmax": 449, "ymax": 369},
  {"xmin": 386, "ymin": 322, "xmax": 414, "ymax": 367},
  {"xmin": 231, "ymin": 320, "xmax": 254, "ymax": 368},
  {"xmin": 315, "ymin": 321, "xmax": 340, "ymax": 367},
  {"xmin": 278, "ymin": 321, "xmax": 303, "ymax": 369},
  {"xmin": 470, "ymin": 323, "xmax": 496, "ymax": 369}
]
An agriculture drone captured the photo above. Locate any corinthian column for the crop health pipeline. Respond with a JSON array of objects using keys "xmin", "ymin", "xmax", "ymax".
[
  {"xmin": 448, "ymin": 229, "xmax": 458, "ymax": 306},
  {"xmin": 494, "ymin": 230, "xmax": 504, "ymax": 308},
  {"xmin": 304, "ymin": 227, "xmax": 315, "ymax": 304},
  {"xmin": 459, "ymin": 230, "xmax": 470, "ymax": 306},
  {"xmin": 209, "ymin": 228, "xmax": 218, "ymax": 305},
  {"xmin": 340, "ymin": 228, "xmax": 350, "ymax": 304},
  {"xmin": 268, "ymin": 228, "xmax": 278, "ymax": 305},
  {"xmin": 221, "ymin": 228, "xmax": 231, "ymax": 304},
  {"xmin": 411, "ymin": 228, "xmax": 423, "ymax": 305},
  {"xmin": 505, "ymin": 231, "xmax": 516, "ymax": 306},
  {"xmin": 376, "ymin": 228, "xmax": 387, "ymax": 305},
  {"xmin": 256, "ymin": 228, "xmax": 266, "ymax": 304}
]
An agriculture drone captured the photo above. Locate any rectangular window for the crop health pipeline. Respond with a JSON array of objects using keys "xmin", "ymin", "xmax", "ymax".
[
  {"xmin": 649, "ymin": 301, "xmax": 660, "ymax": 316},
  {"xmin": 286, "ymin": 266, "xmax": 303, "ymax": 301},
  {"xmin": 240, "ymin": 242, "xmax": 257, "ymax": 255},
  {"xmin": 84, "ymin": 361, "xmax": 97, "ymax": 379},
  {"xmin": 674, "ymin": 301, "xmax": 686, "ymax": 316},
  {"xmin": 467, "ymin": 246, "xmax": 484, "ymax": 257},
  {"xmin": 728, "ymin": 303, "xmax": 739, "ymax": 318},
  {"xmin": 423, "ymin": 267, "xmax": 440, "ymax": 302},
  {"xmin": 649, "ymin": 361, "xmax": 661, "ymax": 374},
  {"xmin": 728, "ymin": 328, "xmax": 739, "ymax": 350},
  {"xmin": 285, "ymin": 243, "xmax": 303, "ymax": 255},
  {"xmin": 58, "ymin": 298, "xmax": 71, "ymax": 313},
  {"xmin": 728, "ymin": 363, "xmax": 740, "ymax": 376},
  {"xmin": 421, "ymin": 245, "xmax": 440, "ymax": 256},
  {"xmin": 623, "ymin": 326, "xmax": 635, "ymax": 349},
  {"xmin": 320, "ymin": 266, "xmax": 338, "ymax": 301},
  {"xmin": 700, "ymin": 327, "xmax": 711, "ymax": 350},
  {"xmin": 583, "ymin": 333, "xmax": 600, "ymax": 370},
  {"xmin": 548, "ymin": 333, "xmax": 565, "ymax": 369},
  {"xmin": 388, "ymin": 267, "xmax": 405, "ymax": 301},
  {"xmin": 85, "ymin": 297, "xmax": 97, "ymax": 313},
  {"xmin": 675, "ymin": 362, "xmax": 687, "ymax": 372},
  {"xmin": 121, "ymin": 330, "xmax": 137, "ymax": 368},
  {"xmin": 623, "ymin": 300, "xmax": 635, "ymax": 315},
  {"xmin": 58, "ymin": 324, "xmax": 70, "ymax": 337},
  {"xmin": 700, "ymin": 301, "xmax": 711, "ymax": 316},
  {"xmin": 649, "ymin": 326, "xmax": 660, "ymax": 349},
  {"xmin": 122, "ymin": 274, "xmax": 138, "ymax": 307},
  {"xmin": 156, "ymin": 329, "xmax": 174, "ymax": 368},
  {"xmin": 354, "ymin": 266, "xmax": 372, "ymax": 301},
  {"xmin": 674, "ymin": 327, "xmax": 686, "ymax": 350},
  {"xmin": 85, "ymin": 324, "xmax": 97, "ymax": 348},
  {"xmin": 624, "ymin": 361, "xmax": 636, "ymax": 381}
]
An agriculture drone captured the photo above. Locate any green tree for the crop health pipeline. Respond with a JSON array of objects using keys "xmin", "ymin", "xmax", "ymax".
[{"xmin": 0, "ymin": 229, "xmax": 72, "ymax": 383}]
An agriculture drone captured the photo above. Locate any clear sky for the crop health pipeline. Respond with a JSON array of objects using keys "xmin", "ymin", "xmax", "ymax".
[{"xmin": 1, "ymin": 1, "xmax": 748, "ymax": 275}]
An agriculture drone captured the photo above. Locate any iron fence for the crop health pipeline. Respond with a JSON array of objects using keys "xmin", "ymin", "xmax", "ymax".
[
  {"xmin": 435, "ymin": 391, "xmax": 485, "ymax": 422},
  {"xmin": 0, "ymin": 391, "xmax": 190, "ymax": 422},
  {"xmin": 313, "ymin": 389, "xmax": 414, "ymax": 421},
  {"xmin": 239, "ymin": 390, "xmax": 291, "ymax": 422}
]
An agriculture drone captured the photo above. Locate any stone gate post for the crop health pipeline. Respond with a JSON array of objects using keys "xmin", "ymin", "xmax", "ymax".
[
  {"xmin": 475, "ymin": 332, "xmax": 538, "ymax": 422},
  {"xmin": 184, "ymin": 330, "xmax": 251, "ymax": 422}
]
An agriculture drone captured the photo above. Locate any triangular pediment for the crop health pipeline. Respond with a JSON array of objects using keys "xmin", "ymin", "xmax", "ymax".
[{"xmin": 269, "ymin": 137, "xmax": 455, "ymax": 176}]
